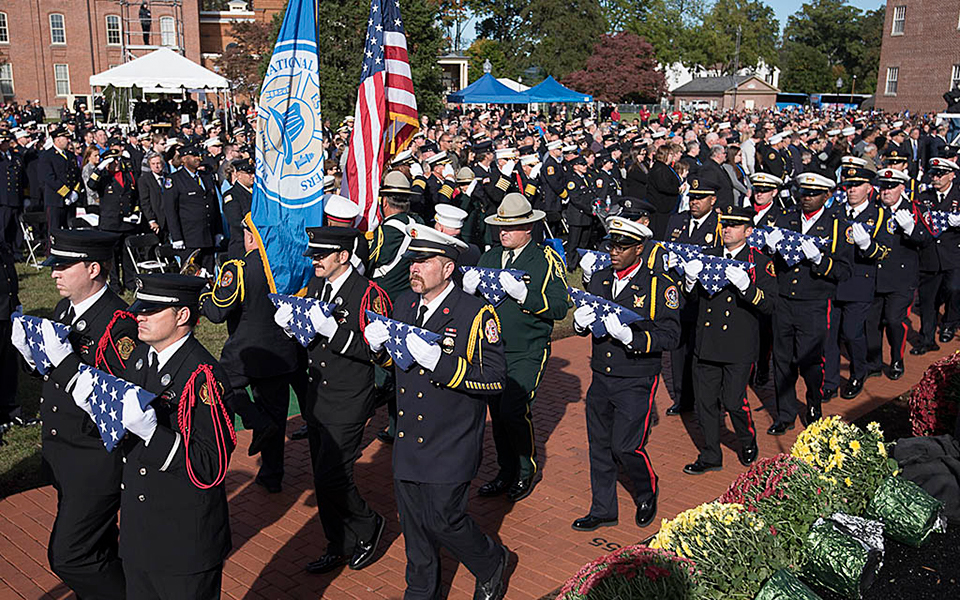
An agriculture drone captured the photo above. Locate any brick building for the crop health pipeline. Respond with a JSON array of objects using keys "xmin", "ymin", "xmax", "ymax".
[
  {"xmin": 875, "ymin": 1, "xmax": 960, "ymax": 113},
  {"xmin": 669, "ymin": 75, "xmax": 780, "ymax": 111}
]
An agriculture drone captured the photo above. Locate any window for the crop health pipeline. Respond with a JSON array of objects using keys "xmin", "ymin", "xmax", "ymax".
[
  {"xmin": 952, "ymin": 65, "xmax": 960, "ymax": 91},
  {"xmin": 0, "ymin": 12, "xmax": 8, "ymax": 43},
  {"xmin": 0, "ymin": 64, "xmax": 13, "ymax": 97},
  {"xmin": 54, "ymin": 64, "xmax": 70, "ymax": 96},
  {"xmin": 885, "ymin": 67, "xmax": 899, "ymax": 95},
  {"xmin": 106, "ymin": 15, "xmax": 121, "ymax": 46},
  {"xmin": 160, "ymin": 16, "xmax": 175, "ymax": 47},
  {"xmin": 892, "ymin": 6, "xmax": 905, "ymax": 35},
  {"xmin": 50, "ymin": 13, "xmax": 65, "ymax": 44}
]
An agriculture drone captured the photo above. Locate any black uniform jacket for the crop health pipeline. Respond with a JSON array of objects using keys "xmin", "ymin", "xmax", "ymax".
[
  {"xmin": 389, "ymin": 286, "xmax": 506, "ymax": 484},
  {"xmin": 754, "ymin": 203, "xmax": 783, "ymax": 229},
  {"xmin": 564, "ymin": 170, "xmax": 594, "ymax": 227},
  {"xmin": 0, "ymin": 246, "xmax": 18, "ymax": 319},
  {"xmin": 223, "ymin": 183, "xmax": 252, "ymax": 258},
  {"xmin": 38, "ymin": 146, "xmax": 82, "ymax": 208},
  {"xmin": 773, "ymin": 206, "xmax": 853, "ymax": 300},
  {"xmin": 0, "ymin": 149, "xmax": 23, "ymax": 208},
  {"xmin": 918, "ymin": 184, "xmax": 960, "ymax": 272},
  {"xmin": 876, "ymin": 199, "xmax": 932, "ymax": 293},
  {"xmin": 835, "ymin": 202, "xmax": 894, "ymax": 303},
  {"xmin": 540, "ymin": 155, "xmax": 568, "ymax": 214},
  {"xmin": 89, "ymin": 166, "xmax": 139, "ymax": 232},
  {"xmin": 162, "ymin": 167, "xmax": 222, "ymax": 248}
]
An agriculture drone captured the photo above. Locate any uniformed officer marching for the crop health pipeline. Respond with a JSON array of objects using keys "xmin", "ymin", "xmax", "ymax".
[
  {"xmin": 37, "ymin": 127, "xmax": 83, "ymax": 244},
  {"xmin": 162, "ymin": 145, "xmax": 223, "ymax": 274},
  {"xmin": 682, "ymin": 206, "xmax": 775, "ymax": 474},
  {"xmin": 570, "ymin": 216, "xmax": 680, "ymax": 532},
  {"xmin": 223, "ymin": 159, "xmax": 254, "ymax": 258},
  {"xmin": 750, "ymin": 172, "xmax": 785, "ymax": 385},
  {"xmin": 468, "ymin": 193, "xmax": 569, "ymax": 502},
  {"xmin": 9, "ymin": 230, "xmax": 139, "ymax": 599},
  {"xmin": 117, "ymin": 273, "xmax": 236, "ymax": 599},
  {"xmin": 363, "ymin": 224, "xmax": 509, "ymax": 600},
  {"xmin": 88, "ymin": 147, "xmax": 141, "ymax": 292}
]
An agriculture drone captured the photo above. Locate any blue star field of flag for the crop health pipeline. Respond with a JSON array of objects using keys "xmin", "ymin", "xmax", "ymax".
[
  {"xmin": 924, "ymin": 210, "xmax": 959, "ymax": 237},
  {"xmin": 568, "ymin": 287, "xmax": 644, "ymax": 338},
  {"xmin": 748, "ymin": 227, "xmax": 830, "ymax": 267},
  {"xmin": 360, "ymin": 0, "xmax": 406, "ymax": 81},
  {"xmin": 459, "ymin": 266, "xmax": 528, "ymax": 306},
  {"xmin": 364, "ymin": 310, "xmax": 443, "ymax": 371},
  {"xmin": 12, "ymin": 312, "xmax": 70, "ymax": 376},
  {"xmin": 77, "ymin": 364, "xmax": 156, "ymax": 452},
  {"xmin": 656, "ymin": 240, "xmax": 704, "ymax": 264},
  {"xmin": 577, "ymin": 248, "xmax": 612, "ymax": 271},
  {"xmin": 269, "ymin": 293, "xmax": 335, "ymax": 348},
  {"xmin": 694, "ymin": 256, "xmax": 754, "ymax": 296}
]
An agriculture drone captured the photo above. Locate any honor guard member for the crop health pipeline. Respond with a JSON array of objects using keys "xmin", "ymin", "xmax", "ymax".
[
  {"xmin": 421, "ymin": 151, "xmax": 457, "ymax": 221},
  {"xmin": 595, "ymin": 149, "xmax": 622, "ymax": 201},
  {"xmin": 749, "ymin": 172, "xmax": 785, "ymax": 385},
  {"xmin": 467, "ymin": 194, "xmax": 568, "ymax": 502},
  {"xmin": 88, "ymin": 148, "xmax": 141, "ymax": 292},
  {"xmin": 37, "ymin": 127, "xmax": 83, "ymax": 241},
  {"xmin": 453, "ymin": 166, "xmax": 486, "ymax": 246},
  {"xmin": 324, "ymin": 193, "xmax": 370, "ymax": 274},
  {"xmin": 162, "ymin": 145, "xmax": 223, "ymax": 274},
  {"xmin": 757, "ymin": 133, "xmax": 787, "ymax": 179},
  {"xmin": 276, "ymin": 226, "xmax": 390, "ymax": 574},
  {"xmin": 916, "ymin": 157, "xmax": 960, "ymax": 351},
  {"xmin": 682, "ymin": 206, "xmax": 775, "ymax": 474},
  {"xmin": 570, "ymin": 216, "xmax": 680, "ymax": 531},
  {"xmin": 766, "ymin": 173, "xmax": 852, "ymax": 435},
  {"xmin": 363, "ymin": 224, "xmax": 510, "ymax": 600},
  {"xmin": 663, "ymin": 175, "xmax": 723, "ymax": 415},
  {"xmin": 116, "ymin": 274, "xmax": 236, "ymax": 599},
  {"xmin": 0, "ymin": 132, "xmax": 24, "ymax": 250},
  {"xmin": 867, "ymin": 168, "xmax": 932, "ymax": 379},
  {"xmin": 540, "ymin": 139, "xmax": 568, "ymax": 237},
  {"xmin": 469, "ymin": 139, "xmax": 499, "ymax": 246},
  {"xmin": 223, "ymin": 159, "xmax": 254, "ymax": 258},
  {"xmin": 832, "ymin": 163, "xmax": 891, "ymax": 400},
  {"xmin": 9, "ymin": 230, "xmax": 139, "ymax": 599},
  {"xmin": 199, "ymin": 215, "xmax": 300, "ymax": 491},
  {"xmin": 434, "ymin": 203, "xmax": 481, "ymax": 268},
  {"xmin": 565, "ymin": 155, "xmax": 597, "ymax": 271},
  {"xmin": 881, "ymin": 148, "xmax": 919, "ymax": 201}
]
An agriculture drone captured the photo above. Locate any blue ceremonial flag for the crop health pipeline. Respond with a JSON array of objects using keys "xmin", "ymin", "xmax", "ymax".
[
  {"xmin": 577, "ymin": 248, "xmax": 612, "ymax": 271},
  {"xmin": 78, "ymin": 365, "xmax": 156, "ymax": 452},
  {"xmin": 568, "ymin": 287, "xmax": 644, "ymax": 338},
  {"xmin": 251, "ymin": 0, "xmax": 325, "ymax": 295},
  {"xmin": 364, "ymin": 310, "xmax": 443, "ymax": 371},
  {"xmin": 459, "ymin": 266, "xmax": 528, "ymax": 306},
  {"xmin": 268, "ymin": 293, "xmax": 335, "ymax": 348},
  {"xmin": 695, "ymin": 256, "xmax": 754, "ymax": 296},
  {"xmin": 12, "ymin": 312, "xmax": 70, "ymax": 376}
]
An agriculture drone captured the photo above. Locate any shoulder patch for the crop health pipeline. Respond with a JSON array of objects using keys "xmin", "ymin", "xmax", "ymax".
[
  {"xmin": 664, "ymin": 285, "xmax": 680, "ymax": 309},
  {"xmin": 765, "ymin": 261, "xmax": 776, "ymax": 277},
  {"xmin": 163, "ymin": 177, "xmax": 173, "ymax": 189},
  {"xmin": 547, "ymin": 165, "xmax": 555, "ymax": 176},
  {"xmin": 567, "ymin": 181, "xmax": 576, "ymax": 190},
  {"xmin": 844, "ymin": 226, "xmax": 854, "ymax": 244},
  {"xmin": 219, "ymin": 270, "xmax": 234, "ymax": 288},
  {"xmin": 223, "ymin": 194, "xmax": 232, "ymax": 203},
  {"xmin": 596, "ymin": 179, "xmax": 604, "ymax": 188},
  {"xmin": 116, "ymin": 336, "xmax": 135, "ymax": 361},
  {"xmin": 886, "ymin": 218, "xmax": 896, "ymax": 234},
  {"xmin": 198, "ymin": 379, "xmax": 225, "ymax": 406},
  {"xmin": 484, "ymin": 317, "xmax": 500, "ymax": 344},
  {"xmin": 768, "ymin": 152, "xmax": 776, "ymax": 160}
]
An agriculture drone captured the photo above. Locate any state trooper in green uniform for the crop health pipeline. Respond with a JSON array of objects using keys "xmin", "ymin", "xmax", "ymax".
[{"xmin": 464, "ymin": 193, "xmax": 569, "ymax": 502}]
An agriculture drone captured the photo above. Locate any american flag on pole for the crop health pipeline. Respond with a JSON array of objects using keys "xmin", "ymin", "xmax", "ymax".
[{"xmin": 344, "ymin": 0, "xmax": 419, "ymax": 231}]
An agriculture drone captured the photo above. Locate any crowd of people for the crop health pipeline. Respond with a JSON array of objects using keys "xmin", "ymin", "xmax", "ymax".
[{"xmin": 1, "ymin": 97, "xmax": 960, "ymax": 600}]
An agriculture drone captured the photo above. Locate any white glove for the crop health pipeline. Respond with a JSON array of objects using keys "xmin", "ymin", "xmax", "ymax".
[
  {"xmin": 948, "ymin": 213, "xmax": 960, "ymax": 228},
  {"xmin": 121, "ymin": 389, "xmax": 158, "ymax": 444},
  {"xmin": 41, "ymin": 319, "xmax": 72, "ymax": 369},
  {"xmin": 407, "ymin": 332, "xmax": 441, "ymax": 371},
  {"xmin": 725, "ymin": 265, "xmax": 750, "ymax": 292},
  {"xmin": 894, "ymin": 209, "xmax": 915, "ymax": 235},
  {"xmin": 70, "ymin": 369, "xmax": 97, "ymax": 421},
  {"xmin": 214, "ymin": 233, "xmax": 224, "ymax": 246},
  {"xmin": 530, "ymin": 163, "xmax": 542, "ymax": 178},
  {"xmin": 666, "ymin": 251, "xmax": 680, "ymax": 270},
  {"xmin": 499, "ymin": 271, "xmax": 527, "ymax": 304},
  {"xmin": 765, "ymin": 228, "xmax": 784, "ymax": 252},
  {"xmin": 461, "ymin": 269, "xmax": 481, "ymax": 295},
  {"xmin": 441, "ymin": 164, "xmax": 455, "ymax": 179},
  {"xmin": 11, "ymin": 319, "xmax": 35, "ymax": 369},
  {"xmin": 121, "ymin": 150, "xmax": 130, "ymax": 159},
  {"xmin": 573, "ymin": 305, "xmax": 596, "ymax": 330},
  {"xmin": 409, "ymin": 162, "xmax": 424, "ymax": 178},
  {"xmin": 800, "ymin": 239, "xmax": 822, "ymax": 264},
  {"xmin": 683, "ymin": 258, "xmax": 703, "ymax": 290},
  {"xmin": 273, "ymin": 303, "xmax": 294, "ymax": 336},
  {"xmin": 602, "ymin": 313, "xmax": 633, "ymax": 345},
  {"xmin": 501, "ymin": 160, "xmax": 516, "ymax": 177},
  {"xmin": 66, "ymin": 191, "xmax": 79, "ymax": 205},
  {"xmin": 308, "ymin": 304, "xmax": 338, "ymax": 340},
  {"xmin": 579, "ymin": 252, "xmax": 598, "ymax": 276},
  {"xmin": 850, "ymin": 223, "xmax": 871, "ymax": 250},
  {"xmin": 363, "ymin": 319, "xmax": 389, "ymax": 353},
  {"xmin": 171, "ymin": 240, "xmax": 185, "ymax": 250},
  {"xmin": 97, "ymin": 157, "xmax": 115, "ymax": 170},
  {"xmin": 465, "ymin": 179, "xmax": 478, "ymax": 196},
  {"xmin": 122, "ymin": 213, "xmax": 141, "ymax": 224}
]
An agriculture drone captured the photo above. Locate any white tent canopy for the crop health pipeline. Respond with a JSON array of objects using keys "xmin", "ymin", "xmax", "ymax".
[
  {"xmin": 497, "ymin": 77, "xmax": 530, "ymax": 92},
  {"xmin": 89, "ymin": 48, "xmax": 229, "ymax": 90}
]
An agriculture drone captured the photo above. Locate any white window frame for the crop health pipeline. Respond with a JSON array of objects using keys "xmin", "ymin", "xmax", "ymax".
[
  {"xmin": 952, "ymin": 65, "xmax": 960, "ymax": 92},
  {"xmin": 891, "ymin": 6, "xmax": 905, "ymax": 36},
  {"xmin": 160, "ymin": 16, "xmax": 176, "ymax": 47},
  {"xmin": 0, "ymin": 12, "xmax": 9, "ymax": 43},
  {"xmin": 885, "ymin": 67, "xmax": 899, "ymax": 96},
  {"xmin": 0, "ymin": 64, "xmax": 13, "ymax": 97},
  {"xmin": 50, "ymin": 13, "xmax": 66, "ymax": 45},
  {"xmin": 54, "ymin": 64, "xmax": 70, "ymax": 96},
  {"xmin": 106, "ymin": 15, "xmax": 121, "ymax": 46}
]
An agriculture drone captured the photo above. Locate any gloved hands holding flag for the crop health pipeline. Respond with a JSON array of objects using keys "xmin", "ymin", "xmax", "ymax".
[
  {"xmin": 499, "ymin": 271, "xmax": 528, "ymax": 304},
  {"xmin": 462, "ymin": 269, "xmax": 481, "ymax": 295},
  {"xmin": 308, "ymin": 304, "xmax": 338, "ymax": 340},
  {"xmin": 407, "ymin": 332, "xmax": 441, "ymax": 371},
  {"xmin": 363, "ymin": 319, "xmax": 390, "ymax": 353}
]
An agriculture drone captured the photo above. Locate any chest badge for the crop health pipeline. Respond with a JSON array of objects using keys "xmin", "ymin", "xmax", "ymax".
[
  {"xmin": 136, "ymin": 358, "xmax": 144, "ymax": 371},
  {"xmin": 160, "ymin": 374, "xmax": 171, "ymax": 387},
  {"xmin": 76, "ymin": 319, "xmax": 87, "ymax": 332},
  {"xmin": 441, "ymin": 337, "xmax": 455, "ymax": 354},
  {"xmin": 705, "ymin": 233, "xmax": 714, "ymax": 244},
  {"xmin": 634, "ymin": 294, "xmax": 646, "ymax": 309}
]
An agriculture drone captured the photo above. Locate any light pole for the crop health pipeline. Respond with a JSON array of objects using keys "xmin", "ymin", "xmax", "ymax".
[
  {"xmin": 851, "ymin": 75, "xmax": 857, "ymax": 104},
  {"xmin": 836, "ymin": 77, "xmax": 843, "ymax": 109}
]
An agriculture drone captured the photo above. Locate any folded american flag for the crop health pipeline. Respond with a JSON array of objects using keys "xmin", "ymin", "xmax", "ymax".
[
  {"xmin": 568, "ymin": 287, "xmax": 643, "ymax": 338},
  {"xmin": 268, "ymin": 293, "xmax": 335, "ymax": 347},
  {"xmin": 694, "ymin": 256, "xmax": 754, "ymax": 296},
  {"xmin": 77, "ymin": 364, "xmax": 156, "ymax": 452},
  {"xmin": 924, "ymin": 210, "xmax": 958, "ymax": 236},
  {"xmin": 12, "ymin": 312, "xmax": 70, "ymax": 376},
  {"xmin": 364, "ymin": 310, "xmax": 443, "ymax": 371},
  {"xmin": 657, "ymin": 240, "xmax": 704, "ymax": 263},
  {"xmin": 459, "ymin": 266, "xmax": 528, "ymax": 306},
  {"xmin": 747, "ymin": 227, "xmax": 770, "ymax": 249},
  {"xmin": 756, "ymin": 227, "xmax": 830, "ymax": 267},
  {"xmin": 577, "ymin": 248, "xmax": 612, "ymax": 271}
]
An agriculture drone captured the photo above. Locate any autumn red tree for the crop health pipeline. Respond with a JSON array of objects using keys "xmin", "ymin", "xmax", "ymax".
[{"xmin": 563, "ymin": 32, "xmax": 666, "ymax": 103}]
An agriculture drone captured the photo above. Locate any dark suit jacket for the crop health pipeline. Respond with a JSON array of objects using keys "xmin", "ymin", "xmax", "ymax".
[
  {"xmin": 138, "ymin": 171, "xmax": 165, "ymax": 231},
  {"xmin": 646, "ymin": 160, "xmax": 681, "ymax": 239},
  {"xmin": 38, "ymin": 147, "xmax": 81, "ymax": 208},
  {"xmin": 162, "ymin": 168, "xmax": 222, "ymax": 248}
]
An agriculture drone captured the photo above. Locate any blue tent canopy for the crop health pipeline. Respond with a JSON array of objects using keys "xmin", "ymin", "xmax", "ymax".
[
  {"xmin": 446, "ymin": 73, "xmax": 527, "ymax": 104},
  {"xmin": 520, "ymin": 76, "xmax": 592, "ymax": 103}
]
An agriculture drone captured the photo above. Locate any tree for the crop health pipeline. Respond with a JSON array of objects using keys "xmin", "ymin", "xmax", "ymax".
[
  {"xmin": 624, "ymin": 0, "xmax": 707, "ymax": 67},
  {"xmin": 216, "ymin": 20, "xmax": 278, "ymax": 99},
  {"xmin": 563, "ymin": 32, "xmax": 666, "ymax": 102},
  {"xmin": 467, "ymin": 0, "xmax": 529, "ymax": 44},
  {"xmin": 779, "ymin": 42, "xmax": 833, "ymax": 93},
  {"xmin": 466, "ymin": 39, "xmax": 520, "ymax": 82},
  {"xmin": 688, "ymin": 0, "xmax": 779, "ymax": 74},
  {"xmin": 522, "ymin": 0, "xmax": 607, "ymax": 79}
]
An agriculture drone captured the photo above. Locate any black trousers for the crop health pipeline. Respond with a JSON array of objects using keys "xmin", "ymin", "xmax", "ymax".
[
  {"xmin": 585, "ymin": 373, "xmax": 659, "ymax": 519},
  {"xmin": 489, "ymin": 349, "xmax": 549, "ymax": 481},
  {"xmin": 125, "ymin": 562, "xmax": 222, "ymax": 600},
  {"xmin": 836, "ymin": 299, "xmax": 872, "ymax": 381},
  {"xmin": 307, "ymin": 419, "xmax": 378, "ymax": 556},
  {"xmin": 691, "ymin": 357, "xmax": 756, "ymax": 465},
  {"xmin": 229, "ymin": 372, "xmax": 295, "ymax": 487},
  {"xmin": 918, "ymin": 269, "xmax": 960, "ymax": 345},
  {"xmin": 394, "ymin": 479, "xmax": 500, "ymax": 600},
  {"xmin": 48, "ymin": 486, "xmax": 125, "ymax": 600},
  {"xmin": 0, "ymin": 320, "xmax": 19, "ymax": 421},
  {"xmin": 565, "ymin": 224, "xmax": 592, "ymax": 270},
  {"xmin": 823, "ymin": 301, "xmax": 842, "ymax": 392},
  {"xmin": 866, "ymin": 289, "xmax": 913, "ymax": 371},
  {"xmin": 102, "ymin": 230, "xmax": 137, "ymax": 292},
  {"xmin": 757, "ymin": 314, "xmax": 773, "ymax": 377},
  {"xmin": 669, "ymin": 320, "xmax": 696, "ymax": 409},
  {"xmin": 773, "ymin": 298, "xmax": 830, "ymax": 424},
  {"xmin": 0, "ymin": 206, "xmax": 18, "ymax": 251},
  {"xmin": 46, "ymin": 205, "xmax": 69, "ymax": 250}
]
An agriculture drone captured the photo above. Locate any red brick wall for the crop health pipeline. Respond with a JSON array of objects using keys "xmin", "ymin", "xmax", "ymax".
[{"xmin": 875, "ymin": 1, "xmax": 960, "ymax": 113}]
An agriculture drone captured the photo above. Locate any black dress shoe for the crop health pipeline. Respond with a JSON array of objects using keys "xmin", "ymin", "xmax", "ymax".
[
  {"xmin": 290, "ymin": 424, "xmax": 309, "ymax": 440},
  {"xmin": 841, "ymin": 378, "xmax": 863, "ymax": 399},
  {"xmin": 376, "ymin": 429, "xmax": 394, "ymax": 445},
  {"xmin": 665, "ymin": 403, "xmax": 690, "ymax": 416},
  {"xmin": 305, "ymin": 553, "xmax": 347, "ymax": 574},
  {"xmin": 754, "ymin": 369, "xmax": 770, "ymax": 387},
  {"xmin": 473, "ymin": 545, "xmax": 509, "ymax": 600},
  {"xmin": 739, "ymin": 442, "xmax": 759, "ymax": 466},
  {"xmin": 888, "ymin": 360, "xmax": 904, "ymax": 380},
  {"xmin": 248, "ymin": 421, "xmax": 280, "ymax": 457},
  {"xmin": 254, "ymin": 476, "xmax": 282, "ymax": 494},
  {"xmin": 478, "ymin": 476, "xmax": 514, "ymax": 497},
  {"xmin": 683, "ymin": 459, "xmax": 722, "ymax": 475},
  {"xmin": 767, "ymin": 421, "xmax": 795, "ymax": 436},
  {"xmin": 910, "ymin": 343, "xmax": 938, "ymax": 356},
  {"xmin": 822, "ymin": 388, "xmax": 838, "ymax": 402},
  {"xmin": 635, "ymin": 491, "xmax": 658, "ymax": 528},
  {"xmin": 806, "ymin": 404, "xmax": 822, "ymax": 424},
  {"xmin": 571, "ymin": 514, "xmax": 619, "ymax": 531},
  {"xmin": 939, "ymin": 327, "xmax": 956, "ymax": 343},
  {"xmin": 349, "ymin": 513, "xmax": 385, "ymax": 570},
  {"xmin": 506, "ymin": 476, "xmax": 535, "ymax": 502}
]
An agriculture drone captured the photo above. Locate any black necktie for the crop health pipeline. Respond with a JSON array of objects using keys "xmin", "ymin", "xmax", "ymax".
[
  {"xmin": 320, "ymin": 282, "xmax": 332, "ymax": 303},
  {"xmin": 847, "ymin": 207, "xmax": 855, "ymax": 220},
  {"xmin": 146, "ymin": 352, "xmax": 160, "ymax": 389},
  {"xmin": 415, "ymin": 305, "xmax": 428, "ymax": 328},
  {"xmin": 63, "ymin": 305, "xmax": 76, "ymax": 325},
  {"xmin": 725, "ymin": 251, "xmax": 733, "ymax": 259},
  {"xmin": 505, "ymin": 249, "xmax": 515, "ymax": 268}
]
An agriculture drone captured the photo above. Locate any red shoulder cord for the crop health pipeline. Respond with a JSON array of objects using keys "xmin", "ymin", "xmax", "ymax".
[
  {"xmin": 177, "ymin": 364, "xmax": 237, "ymax": 490},
  {"xmin": 747, "ymin": 248, "xmax": 757, "ymax": 285},
  {"xmin": 914, "ymin": 202, "xmax": 937, "ymax": 236},
  {"xmin": 95, "ymin": 310, "xmax": 137, "ymax": 375},
  {"xmin": 358, "ymin": 281, "xmax": 393, "ymax": 333}
]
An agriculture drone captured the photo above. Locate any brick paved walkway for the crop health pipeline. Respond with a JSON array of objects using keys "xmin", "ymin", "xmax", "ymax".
[{"xmin": 0, "ymin": 321, "xmax": 940, "ymax": 600}]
